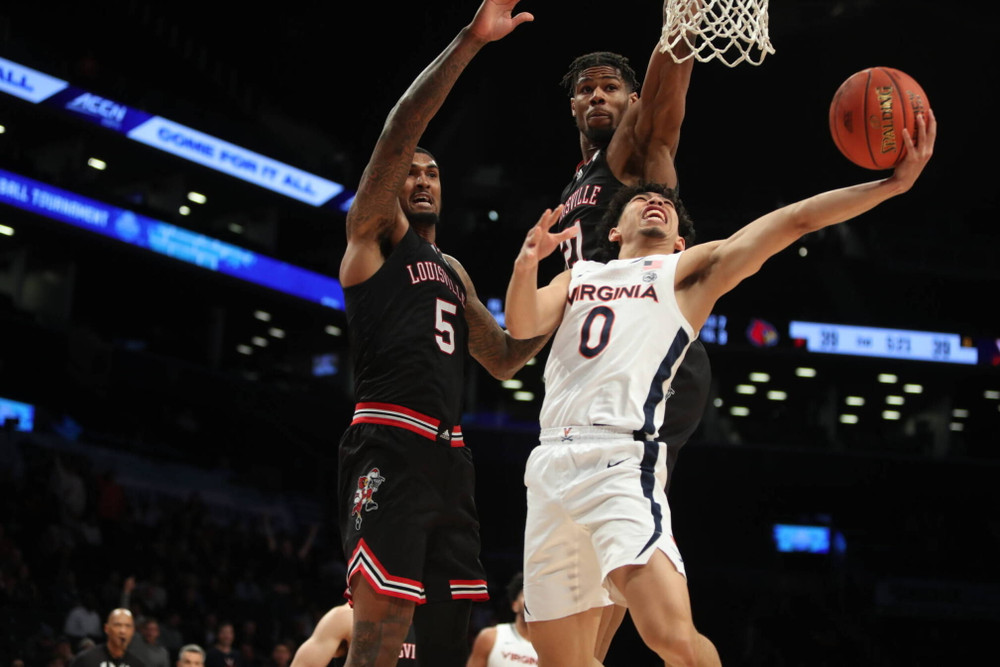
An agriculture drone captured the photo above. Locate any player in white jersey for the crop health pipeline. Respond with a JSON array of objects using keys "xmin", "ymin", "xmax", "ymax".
[
  {"xmin": 505, "ymin": 110, "xmax": 935, "ymax": 667},
  {"xmin": 467, "ymin": 573, "xmax": 537, "ymax": 667}
]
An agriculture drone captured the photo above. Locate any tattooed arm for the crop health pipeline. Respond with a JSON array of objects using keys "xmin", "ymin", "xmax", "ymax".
[
  {"xmin": 445, "ymin": 254, "xmax": 551, "ymax": 381},
  {"xmin": 339, "ymin": 1, "xmax": 534, "ymax": 288}
]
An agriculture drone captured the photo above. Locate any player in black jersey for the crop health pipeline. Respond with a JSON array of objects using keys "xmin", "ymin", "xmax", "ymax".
[
  {"xmin": 552, "ymin": 3, "xmax": 709, "ymax": 661},
  {"xmin": 336, "ymin": 2, "xmax": 547, "ymax": 667}
]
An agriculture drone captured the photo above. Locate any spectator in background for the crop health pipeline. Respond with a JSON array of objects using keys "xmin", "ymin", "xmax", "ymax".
[
  {"xmin": 70, "ymin": 608, "xmax": 146, "ymax": 667},
  {"xmin": 129, "ymin": 617, "xmax": 170, "ymax": 667},
  {"xmin": 205, "ymin": 622, "xmax": 242, "ymax": 667},
  {"xmin": 263, "ymin": 644, "xmax": 291, "ymax": 667},
  {"xmin": 63, "ymin": 592, "xmax": 103, "ymax": 644},
  {"xmin": 157, "ymin": 613, "xmax": 185, "ymax": 657},
  {"xmin": 176, "ymin": 645, "xmax": 206, "ymax": 667}
]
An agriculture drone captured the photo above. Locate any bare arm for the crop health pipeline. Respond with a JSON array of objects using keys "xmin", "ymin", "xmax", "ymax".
[
  {"xmin": 465, "ymin": 626, "xmax": 497, "ymax": 667},
  {"xmin": 340, "ymin": 0, "xmax": 534, "ymax": 288},
  {"xmin": 606, "ymin": 0, "xmax": 696, "ymax": 187},
  {"xmin": 505, "ymin": 207, "xmax": 577, "ymax": 339},
  {"xmin": 677, "ymin": 111, "xmax": 937, "ymax": 330},
  {"xmin": 444, "ymin": 254, "xmax": 552, "ymax": 381},
  {"xmin": 290, "ymin": 605, "xmax": 353, "ymax": 667}
]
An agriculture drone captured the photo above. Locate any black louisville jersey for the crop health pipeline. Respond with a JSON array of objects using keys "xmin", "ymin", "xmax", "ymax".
[
  {"xmin": 344, "ymin": 226, "xmax": 469, "ymax": 429},
  {"xmin": 557, "ymin": 150, "xmax": 712, "ymax": 475},
  {"xmin": 557, "ymin": 149, "xmax": 624, "ymax": 266},
  {"xmin": 331, "ymin": 624, "xmax": 418, "ymax": 667}
]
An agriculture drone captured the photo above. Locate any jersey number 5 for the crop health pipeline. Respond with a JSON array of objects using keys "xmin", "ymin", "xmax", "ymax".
[
  {"xmin": 579, "ymin": 305, "xmax": 614, "ymax": 358},
  {"xmin": 435, "ymin": 298, "xmax": 458, "ymax": 354}
]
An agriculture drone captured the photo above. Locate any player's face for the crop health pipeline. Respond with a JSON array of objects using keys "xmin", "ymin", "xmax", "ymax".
[
  {"xmin": 611, "ymin": 192, "xmax": 683, "ymax": 251},
  {"xmin": 570, "ymin": 66, "xmax": 636, "ymax": 145},
  {"xmin": 400, "ymin": 153, "xmax": 442, "ymax": 224}
]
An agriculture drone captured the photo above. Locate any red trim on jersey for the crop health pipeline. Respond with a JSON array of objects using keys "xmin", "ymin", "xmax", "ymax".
[
  {"xmin": 351, "ymin": 402, "xmax": 464, "ymax": 446},
  {"xmin": 346, "ymin": 539, "xmax": 426, "ymax": 604},
  {"xmin": 449, "ymin": 578, "xmax": 489, "ymax": 600}
]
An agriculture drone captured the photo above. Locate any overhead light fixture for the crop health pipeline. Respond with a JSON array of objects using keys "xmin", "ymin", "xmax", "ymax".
[
  {"xmin": 951, "ymin": 408, "xmax": 969, "ymax": 419},
  {"xmin": 87, "ymin": 157, "xmax": 107, "ymax": 170},
  {"xmin": 0, "ymin": 124, "xmax": 6, "ymax": 134},
  {"xmin": 798, "ymin": 246, "xmax": 808, "ymax": 257},
  {"xmin": 513, "ymin": 391, "xmax": 535, "ymax": 402},
  {"xmin": 268, "ymin": 327, "xmax": 286, "ymax": 339},
  {"xmin": 179, "ymin": 205, "xmax": 191, "ymax": 216},
  {"xmin": 903, "ymin": 384, "xmax": 923, "ymax": 394},
  {"xmin": 251, "ymin": 336, "xmax": 268, "ymax": 347},
  {"xmin": 878, "ymin": 373, "xmax": 898, "ymax": 384},
  {"xmin": 236, "ymin": 344, "xmax": 253, "ymax": 355},
  {"xmin": 886, "ymin": 395, "xmax": 905, "ymax": 406},
  {"xmin": 187, "ymin": 191, "xmax": 207, "ymax": 204},
  {"xmin": 325, "ymin": 325, "xmax": 342, "ymax": 336},
  {"xmin": 228, "ymin": 222, "xmax": 244, "ymax": 234},
  {"xmin": 488, "ymin": 210, "xmax": 499, "ymax": 222},
  {"xmin": 0, "ymin": 224, "xmax": 13, "ymax": 237},
  {"xmin": 526, "ymin": 357, "xmax": 537, "ymax": 366},
  {"xmin": 882, "ymin": 410, "xmax": 901, "ymax": 421},
  {"xmin": 949, "ymin": 422, "xmax": 964, "ymax": 432},
  {"xmin": 839, "ymin": 414, "xmax": 859, "ymax": 424},
  {"xmin": 736, "ymin": 384, "xmax": 756, "ymax": 395},
  {"xmin": 845, "ymin": 396, "xmax": 865, "ymax": 407},
  {"xmin": 254, "ymin": 310, "xmax": 271, "ymax": 322},
  {"xmin": 729, "ymin": 406, "xmax": 750, "ymax": 417},
  {"xmin": 766, "ymin": 390, "xmax": 787, "ymax": 401},
  {"xmin": 501, "ymin": 379, "xmax": 523, "ymax": 390},
  {"xmin": 713, "ymin": 397, "xmax": 724, "ymax": 408},
  {"xmin": 985, "ymin": 390, "xmax": 1000, "ymax": 400},
  {"xmin": 795, "ymin": 367, "xmax": 816, "ymax": 378},
  {"xmin": 749, "ymin": 372, "xmax": 770, "ymax": 383}
]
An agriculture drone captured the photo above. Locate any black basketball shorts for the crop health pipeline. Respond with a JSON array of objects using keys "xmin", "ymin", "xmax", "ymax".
[{"xmin": 338, "ymin": 421, "xmax": 488, "ymax": 604}]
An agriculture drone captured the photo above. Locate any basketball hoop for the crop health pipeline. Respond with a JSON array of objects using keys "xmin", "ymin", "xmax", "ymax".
[{"xmin": 660, "ymin": 0, "xmax": 775, "ymax": 67}]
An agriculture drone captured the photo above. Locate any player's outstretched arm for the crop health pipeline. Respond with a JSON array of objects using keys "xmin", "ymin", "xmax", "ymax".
[
  {"xmin": 505, "ymin": 206, "xmax": 577, "ymax": 339},
  {"xmin": 444, "ymin": 254, "xmax": 552, "ymax": 380},
  {"xmin": 290, "ymin": 605, "xmax": 353, "ymax": 667},
  {"xmin": 340, "ymin": 0, "xmax": 533, "ymax": 288},
  {"xmin": 678, "ymin": 110, "xmax": 937, "ymax": 330},
  {"xmin": 607, "ymin": 0, "xmax": 696, "ymax": 188}
]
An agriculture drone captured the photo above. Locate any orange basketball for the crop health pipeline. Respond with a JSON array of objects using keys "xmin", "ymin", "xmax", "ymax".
[{"xmin": 829, "ymin": 67, "xmax": 930, "ymax": 170}]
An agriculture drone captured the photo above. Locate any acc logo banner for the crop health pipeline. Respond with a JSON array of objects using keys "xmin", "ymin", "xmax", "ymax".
[{"xmin": 0, "ymin": 56, "xmax": 68, "ymax": 103}]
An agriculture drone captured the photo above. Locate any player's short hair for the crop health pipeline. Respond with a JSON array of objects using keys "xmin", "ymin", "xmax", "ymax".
[
  {"xmin": 600, "ymin": 183, "xmax": 696, "ymax": 257},
  {"xmin": 414, "ymin": 146, "xmax": 436, "ymax": 162},
  {"xmin": 561, "ymin": 52, "xmax": 640, "ymax": 96},
  {"xmin": 505, "ymin": 572, "xmax": 524, "ymax": 602}
]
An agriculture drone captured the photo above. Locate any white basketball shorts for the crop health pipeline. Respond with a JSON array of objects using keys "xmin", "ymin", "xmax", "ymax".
[{"xmin": 522, "ymin": 426, "xmax": 685, "ymax": 623}]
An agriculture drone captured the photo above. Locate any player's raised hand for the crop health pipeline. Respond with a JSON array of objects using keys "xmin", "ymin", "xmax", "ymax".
[
  {"xmin": 516, "ymin": 205, "xmax": 574, "ymax": 268},
  {"xmin": 467, "ymin": 0, "xmax": 534, "ymax": 43},
  {"xmin": 891, "ymin": 107, "xmax": 936, "ymax": 193}
]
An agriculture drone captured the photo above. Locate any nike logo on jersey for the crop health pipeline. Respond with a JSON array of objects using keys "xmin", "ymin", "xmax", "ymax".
[{"xmin": 607, "ymin": 458, "xmax": 627, "ymax": 468}]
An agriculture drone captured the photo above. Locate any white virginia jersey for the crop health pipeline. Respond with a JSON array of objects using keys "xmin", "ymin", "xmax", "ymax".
[
  {"xmin": 486, "ymin": 623, "xmax": 537, "ymax": 666},
  {"xmin": 540, "ymin": 254, "xmax": 696, "ymax": 439}
]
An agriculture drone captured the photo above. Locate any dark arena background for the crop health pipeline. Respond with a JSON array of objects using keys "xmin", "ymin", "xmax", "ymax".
[{"xmin": 2, "ymin": 1, "xmax": 998, "ymax": 665}]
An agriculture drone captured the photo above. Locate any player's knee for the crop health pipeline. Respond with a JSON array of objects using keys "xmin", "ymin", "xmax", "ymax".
[{"xmin": 644, "ymin": 626, "xmax": 698, "ymax": 667}]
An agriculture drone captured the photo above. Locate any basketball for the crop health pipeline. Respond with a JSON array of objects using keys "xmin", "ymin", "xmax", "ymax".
[{"xmin": 828, "ymin": 67, "xmax": 930, "ymax": 170}]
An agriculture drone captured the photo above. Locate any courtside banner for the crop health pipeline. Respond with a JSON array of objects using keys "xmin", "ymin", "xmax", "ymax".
[
  {"xmin": 0, "ymin": 55, "xmax": 347, "ymax": 207},
  {"xmin": 0, "ymin": 168, "xmax": 345, "ymax": 310}
]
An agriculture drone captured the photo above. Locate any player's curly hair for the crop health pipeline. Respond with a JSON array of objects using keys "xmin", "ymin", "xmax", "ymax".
[
  {"xmin": 599, "ymin": 183, "xmax": 696, "ymax": 259},
  {"xmin": 560, "ymin": 51, "xmax": 640, "ymax": 96},
  {"xmin": 505, "ymin": 571, "xmax": 524, "ymax": 602}
]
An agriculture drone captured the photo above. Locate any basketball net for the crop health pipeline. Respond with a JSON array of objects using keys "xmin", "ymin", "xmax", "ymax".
[{"xmin": 660, "ymin": 0, "xmax": 775, "ymax": 67}]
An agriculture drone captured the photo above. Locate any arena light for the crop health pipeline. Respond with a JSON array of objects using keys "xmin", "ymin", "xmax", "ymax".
[
  {"xmin": 0, "ymin": 224, "xmax": 13, "ymax": 236},
  {"xmin": 951, "ymin": 408, "xmax": 969, "ymax": 418},
  {"xmin": 228, "ymin": 223, "xmax": 244, "ymax": 234},
  {"xmin": 903, "ymin": 384, "xmax": 923, "ymax": 394},
  {"xmin": 735, "ymin": 384, "xmax": 756, "ymax": 395},
  {"xmin": 87, "ymin": 157, "xmax": 107, "ymax": 170},
  {"xmin": 986, "ymin": 390, "xmax": 1000, "ymax": 400},
  {"xmin": 878, "ymin": 373, "xmax": 898, "ymax": 384},
  {"xmin": 187, "ymin": 191, "xmax": 207, "ymax": 204},
  {"xmin": 886, "ymin": 395, "xmax": 905, "ymax": 406},
  {"xmin": 749, "ymin": 372, "xmax": 770, "ymax": 383},
  {"xmin": 325, "ymin": 325, "xmax": 342, "ymax": 336},
  {"xmin": 236, "ymin": 344, "xmax": 253, "ymax": 355},
  {"xmin": 845, "ymin": 396, "xmax": 865, "ymax": 406},
  {"xmin": 501, "ymin": 379, "xmax": 523, "ymax": 389},
  {"xmin": 0, "ymin": 56, "xmax": 349, "ymax": 207},
  {"xmin": 0, "ymin": 168, "xmax": 345, "ymax": 309},
  {"xmin": 268, "ymin": 327, "xmax": 285, "ymax": 339},
  {"xmin": 254, "ymin": 310, "xmax": 271, "ymax": 321},
  {"xmin": 839, "ymin": 414, "xmax": 859, "ymax": 424},
  {"xmin": 179, "ymin": 205, "xmax": 191, "ymax": 216},
  {"xmin": 766, "ymin": 390, "xmax": 787, "ymax": 401},
  {"xmin": 713, "ymin": 397, "xmax": 724, "ymax": 408},
  {"xmin": 882, "ymin": 410, "xmax": 901, "ymax": 421},
  {"xmin": 795, "ymin": 367, "xmax": 817, "ymax": 378},
  {"xmin": 949, "ymin": 422, "xmax": 964, "ymax": 432},
  {"xmin": 251, "ymin": 336, "xmax": 268, "ymax": 347},
  {"xmin": 0, "ymin": 124, "xmax": 6, "ymax": 133},
  {"xmin": 730, "ymin": 406, "xmax": 750, "ymax": 417},
  {"xmin": 513, "ymin": 391, "xmax": 535, "ymax": 402}
]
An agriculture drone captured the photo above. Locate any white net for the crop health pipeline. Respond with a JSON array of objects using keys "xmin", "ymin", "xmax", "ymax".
[{"xmin": 660, "ymin": 0, "xmax": 775, "ymax": 67}]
